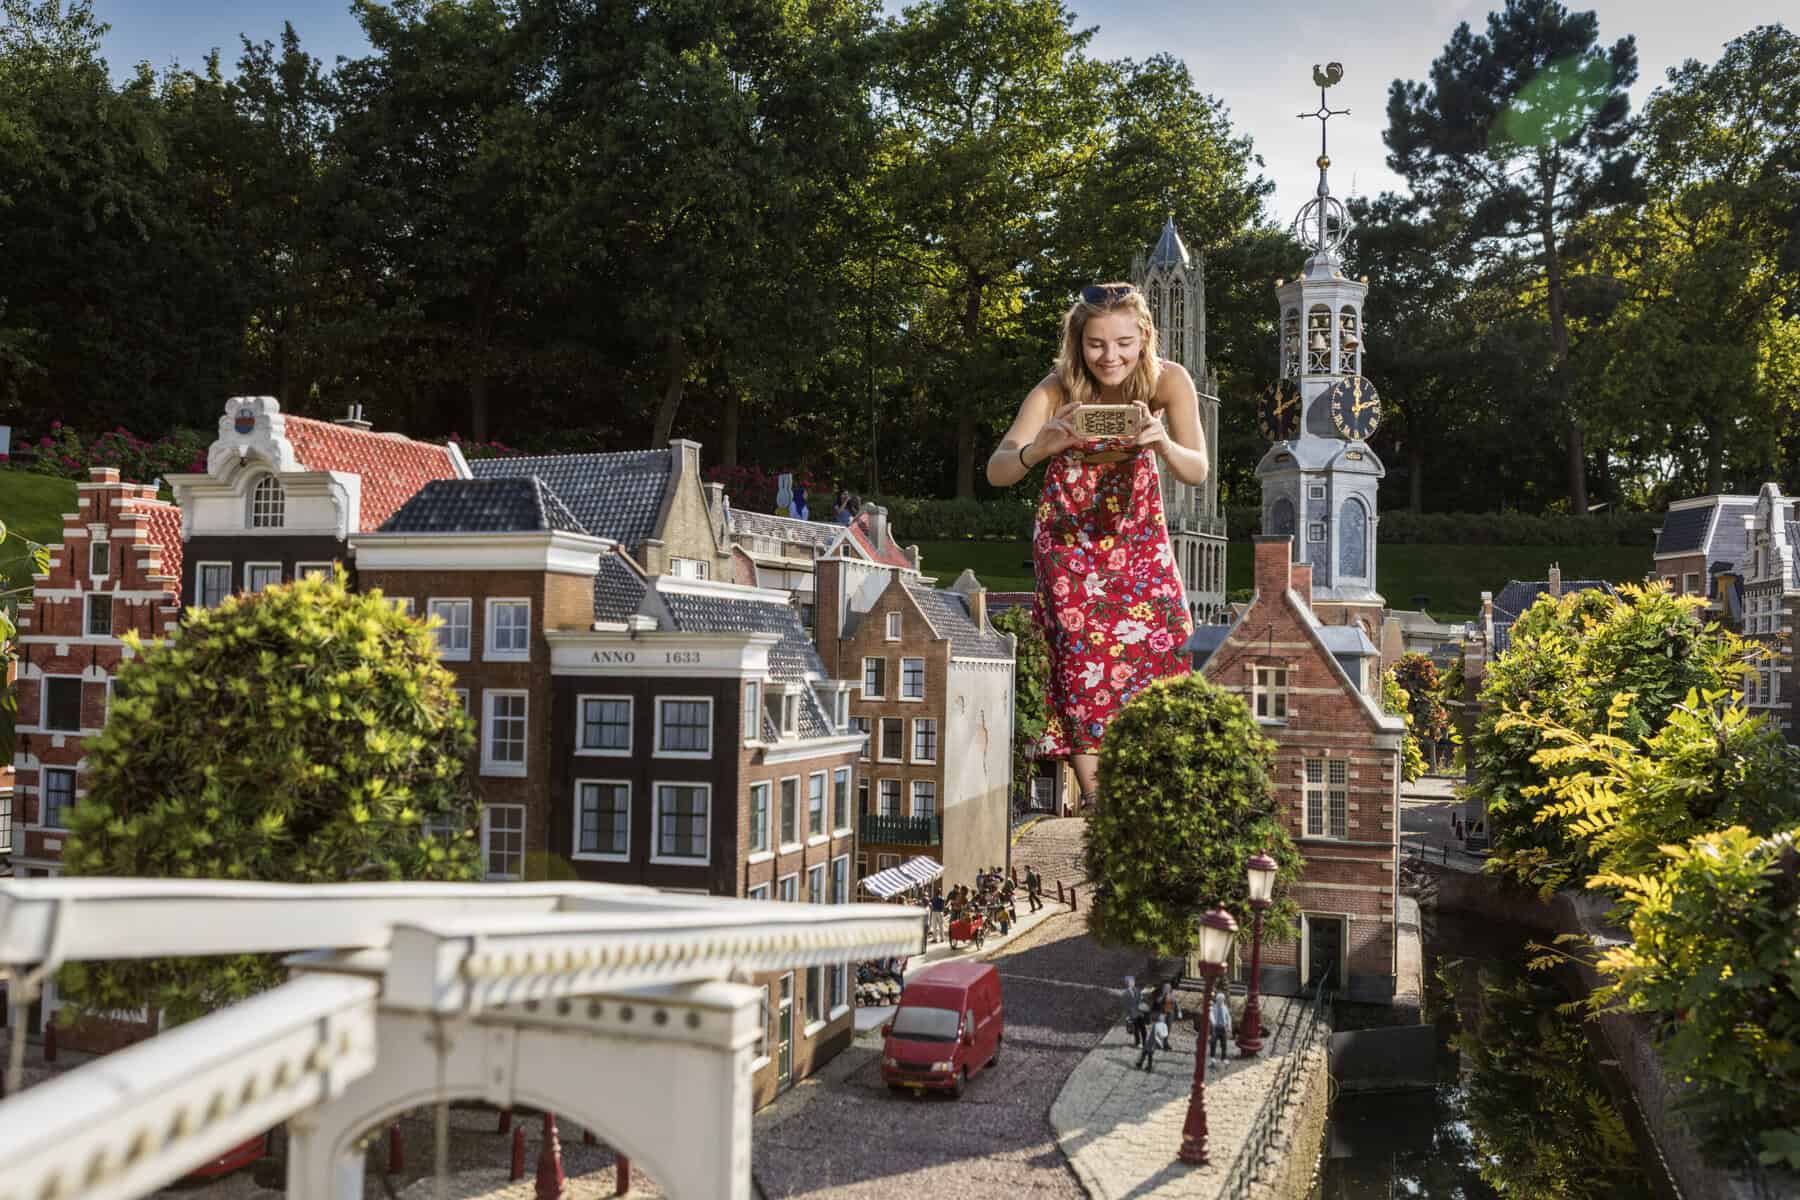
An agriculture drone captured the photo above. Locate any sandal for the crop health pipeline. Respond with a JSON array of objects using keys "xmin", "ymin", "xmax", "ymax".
[{"xmin": 1079, "ymin": 791, "xmax": 1099, "ymax": 814}]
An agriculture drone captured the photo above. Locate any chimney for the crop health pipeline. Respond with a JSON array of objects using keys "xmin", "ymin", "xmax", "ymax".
[
  {"xmin": 1548, "ymin": 562, "xmax": 1562, "ymax": 599},
  {"xmin": 1252, "ymin": 535, "xmax": 1292, "ymax": 603},
  {"xmin": 1290, "ymin": 560, "xmax": 1313, "ymax": 609},
  {"xmin": 703, "ymin": 481, "xmax": 728, "ymax": 544},
  {"xmin": 906, "ymin": 544, "xmax": 921, "ymax": 572},
  {"xmin": 861, "ymin": 503, "xmax": 888, "ymax": 556},
  {"xmin": 1480, "ymin": 590, "xmax": 1494, "ymax": 645},
  {"xmin": 950, "ymin": 568, "xmax": 986, "ymax": 627},
  {"xmin": 334, "ymin": 403, "xmax": 373, "ymax": 432}
]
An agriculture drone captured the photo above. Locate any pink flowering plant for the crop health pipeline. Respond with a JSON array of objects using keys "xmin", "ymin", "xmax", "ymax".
[{"xmin": 25, "ymin": 425, "xmax": 211, "ymax": 484}]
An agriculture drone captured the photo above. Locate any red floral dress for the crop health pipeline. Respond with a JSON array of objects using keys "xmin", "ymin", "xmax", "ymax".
[{"xmin": 1031, "ymin": 433, "xmax": 1193, "ymax": 757}]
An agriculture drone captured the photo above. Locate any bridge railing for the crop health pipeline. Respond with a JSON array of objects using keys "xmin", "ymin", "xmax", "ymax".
[{"xmin": 1218, "ymin": 974, "xmax": 1333, "ymax": 1200}]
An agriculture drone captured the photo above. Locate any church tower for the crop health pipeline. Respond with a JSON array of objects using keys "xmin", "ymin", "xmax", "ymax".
[
  {"xmin": 1134, "ymin": 216, "xmax": 1228, "ymax": 624},
  {"xmin": 1255, "ymin": 69, "xmax": 1385, "ymax": 625}
]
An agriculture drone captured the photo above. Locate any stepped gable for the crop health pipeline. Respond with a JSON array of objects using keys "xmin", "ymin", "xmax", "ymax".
[
  {"xmin": 903, "ymin": 582, "xmax": 1012, "ymax": 659},
  {"xmin": 593, "ymin": 549, "xmax": 649, "ymax": 625},
  {"xmin": 847, "ymin": 511, "xmax": 911, "ymax": 568},
  {"xmin": 379, "ymin": 477, "xmax": 584, "ymax": 535},
  {"xmin": 728, "ymin": 508, "xmax": 844, "ymax": 551},
  {"xmin": 283, "ymin": 416, "xmax": 461, "ymax": 532},
  {"xmin": 656, "ymin": 580, "xmax": 834, "ymax": 738},
  {"xmin": 140, "ymin": 499, "xmax": 184, "ymax": 598},
  {"xmin": 470, "ymin": 450, "xmax": 670, "ymax": 547}
]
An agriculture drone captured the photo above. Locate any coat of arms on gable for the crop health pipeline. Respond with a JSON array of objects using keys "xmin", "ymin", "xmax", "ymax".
[{"xmin": 234, "ymin": 405, "xmax": 257, "ymax": 435}]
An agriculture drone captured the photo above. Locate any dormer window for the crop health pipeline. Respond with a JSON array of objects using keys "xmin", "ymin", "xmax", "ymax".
[
  {"xmin": 1254, "ymin": 666, "xmax": 1291, "ymax": 722},
  {"xmin": 781, "ymin": 689, "xmax": 800, "ymax": 738},
  {"xmin": 249, "ymin": 475, "xmax": 285, "ymax": 528}
]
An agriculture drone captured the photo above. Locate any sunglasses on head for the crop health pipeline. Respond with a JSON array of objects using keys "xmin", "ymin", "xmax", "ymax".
[{"xmin": 1080, "ymin": 283, "xmax": 1137, "ymax": 305}]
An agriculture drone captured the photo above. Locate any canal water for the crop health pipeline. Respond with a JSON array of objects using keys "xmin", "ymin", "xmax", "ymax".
[{"xmin": 1310, "ymin": 910, "xmax": 1680, "ymax": 1199}]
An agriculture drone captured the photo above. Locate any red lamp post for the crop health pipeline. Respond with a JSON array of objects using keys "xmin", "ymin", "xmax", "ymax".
[
  {"xmin": 1178, "ymin": 904, "xmax": 1238, "ymax": 1167},
  {"xmin": 1236, "ymin": 852, "xmax": 1279, "ymax": 1057}
]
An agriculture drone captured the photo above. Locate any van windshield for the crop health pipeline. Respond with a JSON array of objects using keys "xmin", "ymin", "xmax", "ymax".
[{"xmin": 890, "ymin": 1005, "xmax": 960, "ymax": 1042}]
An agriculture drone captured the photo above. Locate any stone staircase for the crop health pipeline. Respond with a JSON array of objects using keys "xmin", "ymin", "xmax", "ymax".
[{"xmin": 1012, "ymin": 816, "xmax": 1090, "ymax": 893}]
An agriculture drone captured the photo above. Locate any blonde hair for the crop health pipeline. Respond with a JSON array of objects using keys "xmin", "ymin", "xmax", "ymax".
[{"xmin": 1054, "ymin": 283, "xmax": 1162, "ymax": 407}]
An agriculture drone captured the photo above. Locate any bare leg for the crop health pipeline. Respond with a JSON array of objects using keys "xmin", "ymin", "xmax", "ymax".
[{"xmin": 1072, "ymin": 754, "xmax": 1100, "ymax": 809}]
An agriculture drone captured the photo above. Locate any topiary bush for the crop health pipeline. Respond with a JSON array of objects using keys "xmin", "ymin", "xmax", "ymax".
[
  {"xmin": 58, "ymin": 568, "xmax": 480, "ymax": 1024},
  {"xmin": 1086, "ymin": 672, "xmax": 1302, "ymax": 957}
]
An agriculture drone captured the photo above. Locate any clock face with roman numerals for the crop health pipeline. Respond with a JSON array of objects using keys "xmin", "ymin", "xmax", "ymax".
[
  {"xmin": 1257, "ymin": 378, "xmax": 1303, "ymax": 442},
  {"xmin": 1325, "ymin": 375, "xmax": 1381, "ymax": 440}
]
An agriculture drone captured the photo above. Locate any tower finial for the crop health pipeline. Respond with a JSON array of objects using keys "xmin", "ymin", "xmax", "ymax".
[{"xmin": 1292, "ymin": 64, "xmax": 1352, "ymax": 256}]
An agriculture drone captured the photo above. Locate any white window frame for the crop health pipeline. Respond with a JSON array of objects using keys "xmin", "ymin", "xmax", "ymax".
[
  {"xmin": 1254, "ymin": 666, "xmax": 1291, "ymax": 722},
  {"xmin": 861, "ymin": 656, "xmax": 886, "ymax": 699},
  {"xmin": 807, "ymin": 770, "xmax": 826, "ymax": 838},
  {"xmin": 857, "ymin": 776, "xmax": 870, "ymax": 818},
  {"xmin": 651, "ymin": 781, "xmax": 711, "ymax": 865},
  {"xmin": 40, "ymin": 766, "xmax": 77, "ymax": 830},
  {"xmin": 572, "ymin": 778, "xmax": 631, "ymax": 862},
  {"xmin": 747, "ymin": 882, "xmax": 771, "ymax": 902},
  {"xmin": 671, "ymin": 556, "xmax": 710, "ymax": 580},
  {"xmin": 1304, "ymin": 758, "xmax": 1327, "ymax": 839},
  {"xmin": 749, "ymin": 781, "xmax": 771, "ymax": 854},
  {"xmin": 777, "ymin": 873, "xmax": 799, "ymax": 903},
  {"xmin": 832, "ymin": 767, "xmax": 852, "ymax": 834},
  {"xmin": 1307, "ymin": 521, "xmax": 1327, "ymax": 543},
  {"xmin": 831, "ymin": 854, "xmax": 850, "ymax": 905},
  {"xmin": 1327, "ymin": 759, "xmax": 1348, "ymax": 839},
  {"xmin": 852, "ymin": 716, "xmax": 871, "ymax": 762},
  {"xmin": 911, "ymin": 779, "xmax": 937, "ymax": 821},
  {"xmin": 484, "ymin": 597, "xmax": 532, "ymax": 662},
  {"xmin": 885, "ymin": 611, "xmax": 902, "ymax": 641},
  {"xmin": 453, "ymin": 688, "xmax": 471, "ymax": 715},
  {"xmin": 900, "ymin": 657, "xmax": 925, "ymax": 701},
  {"xmin": 808, "ymin": 863, "xmax": 826, "ymax": 907},
  {"xmin": 481, "ymin": 689, "xmax": 529, "ymax": 777},
  {"xmin": 482, "ymin": 804, "xmax": 526, "ymax": 881},
  {"xmin": 41, "ymin": 675, "xmax": 84, "ymax": 733},
  {"xmin": 295, "ymin": 561, "xmax": 332, "ymax": 580},
  {"xmin": 654, "ymin": 695, "xmax": 714, "ymax": 759},
  {"xmin": 89, "ymin": 539, "xmax": 110, "ymax": 579},
  {"xmin": 244, "ymin": 562, "xmax": 282, "ymax": 594},
  {"xmin": 743, "ymin": 680, "xmax": 762, "ymax": 741},
  {"xmin": 575, "ymin": 694, "xmax": 633, "ymax": 757},
  {"xmin": 85, "ymin": 593, "xmax": 112, "ymax": 639},
  {"xmin": 833, "ymin": 689, "xmax": 849, "ymax": 731},
  {"xmin": 781, "ymin": 689, "xmax": 800, "ymax": 738},
  {"xmin": 878, "ymin": 779, "xmax": 901, "ymax": 817},
  {"xmin": 877, "ymin": 717, "xmax": 904, "ymax": 763},
  {"xmin": 248, "ymin": 474, "xmax": 286, "ymax": 528},
  {"xmin": 427, "ymin": 598, "xmax": 473, "ymax": 661},
  {"xmin": 196, "ymin": 561, "xmax": 232, "ymax": 609},
  {"xmin": 779, "ymin": 775, "xmax": 801, "ymax": 848},
  {"xmin": 911, "ymin": 718, "xmax": 938, "ymax": 764}
]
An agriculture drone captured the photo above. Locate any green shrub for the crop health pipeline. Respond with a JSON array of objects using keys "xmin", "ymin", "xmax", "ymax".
[
  {"xmin": 873, "ymin": 494, "xmax": 1038, "ymax": 541},
  {"xmin": 1087, "ymin": 673, "xmax": 1302, "ymax": 956},
  {"xmin": 1225, "ymin": 504, "xmax": 1661, "ymax": 547},
  {"xmin": 991, "ymin": 605, "xmax": 1047, "ymax": 803},
  {"xmin": 58, "ymin": 568, "xmax": 480, "ymax": 1024},
  {"xmin": 1589, "ymin": 826, "xmax": 1800, "ymax": 1166},
  {"xmin": 1384, "ymin": 668, "xmax": 1427, "ymax": 784}
]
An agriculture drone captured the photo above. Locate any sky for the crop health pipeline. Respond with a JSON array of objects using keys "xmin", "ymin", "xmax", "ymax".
[{"xmin": 89, "ymin": 0, "xmax": 1792, "ymax": 226}]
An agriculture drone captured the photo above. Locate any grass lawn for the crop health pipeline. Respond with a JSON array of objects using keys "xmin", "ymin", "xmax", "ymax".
[
  {"xmin": 0, "ymin": 469, "xmax": 79, "ymax": 597},
  {"xmin": 916, "ymin": 538, "xmax": 1652, "ymax": 624}
]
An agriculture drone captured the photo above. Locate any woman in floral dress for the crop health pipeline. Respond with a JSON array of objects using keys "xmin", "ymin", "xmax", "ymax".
[{"xmin": 985, "ymin": 283, "xmax": 1209, "ymax": 810}]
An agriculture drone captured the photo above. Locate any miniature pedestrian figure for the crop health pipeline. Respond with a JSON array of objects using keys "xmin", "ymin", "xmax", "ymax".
[
  {"xmin": 1121, "ymin": 975, "xmax": 1140, "ymax": 1045},
  {"xmin": 930, "ymin": 887, "xmax": 947, "ymax": 943},
  {"xmin": 832, "ymin": 489, "xmax": 855, "ymax": 525},
  {"xmin": 1155, "ymin": 981, "xmax": 1175, "ymax": 1049},
  {"xmin": 791, "ymin": 483, "xmax": 810, "ymax": 521},
  {"xmin": 1027, "ymin": 866, "xmax": 1043, "ymax": 912},
  {"xmin": 1210, "ymin": 989, "xmax": 1232, "ymax": 1062},
  {"xmin": 1137, "ymin": 1009, "xmax": 1166, "ymax": 1071}
]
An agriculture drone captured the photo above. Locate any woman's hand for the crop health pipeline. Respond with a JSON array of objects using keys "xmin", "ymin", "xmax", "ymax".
[
  {"xmin": 1133, "ymin": 402, "xmax": 1169, "ymax": 456},
  {"xmin": 1028, "ymin": 401, "xmax": 1081, "ymax": 462}
]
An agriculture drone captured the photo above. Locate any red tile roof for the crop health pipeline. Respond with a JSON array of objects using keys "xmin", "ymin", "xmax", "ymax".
[
  {"xmin": 849, "ymin": 512, "xmax": 913, "ymax": 569},
  {"xmin": 285, "ymin": 417, "xmax": 462, "ymax": 531},
  {"xmin": 139, "ymin": 500, "xmax": 184, "ymax": 602}
]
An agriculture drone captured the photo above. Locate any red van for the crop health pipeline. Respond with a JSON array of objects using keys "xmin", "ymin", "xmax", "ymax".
[{"xmin": 880, "ymin": 961, "xmax": 1003, "ymax": 1098}]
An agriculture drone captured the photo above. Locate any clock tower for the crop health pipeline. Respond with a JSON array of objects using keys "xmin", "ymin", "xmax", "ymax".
[{"xmin": 1255, "ymin": 67, "xmax": 1385, "ymax": 623}]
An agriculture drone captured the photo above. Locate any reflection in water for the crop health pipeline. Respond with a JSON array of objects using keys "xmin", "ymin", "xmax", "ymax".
[{"xmin": 1313, "ymin": 913, "xmax": 1667, "ymax": 1200}]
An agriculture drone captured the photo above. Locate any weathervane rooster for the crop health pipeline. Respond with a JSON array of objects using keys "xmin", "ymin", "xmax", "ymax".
[{"xmin": 1312, "ymin": 62, "xmax": 1344, "ymax": 90}]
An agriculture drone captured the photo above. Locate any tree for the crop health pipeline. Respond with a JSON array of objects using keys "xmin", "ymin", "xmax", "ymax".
[
  {"xmin": 58, "ymin": 570, "xmax": 479, "ymax": 1024},
  {"xmin": 1384, "ymin": 667, "xmax": 1427, "ymax": 784},
  {"xmin": 1392, "ymin": 652, "xmax": 1450, "ymax": 767},
  {"xmin": 1386, "ymin": 0, "xmax": 1639, "ymax": 515},
  {"xmin": 1086, "ymin": 673, "xmax": 1302, "ymax": 957},
  {"xmin": 991, "ymin": 604, "xmax": 1048, "ymax": 806}
]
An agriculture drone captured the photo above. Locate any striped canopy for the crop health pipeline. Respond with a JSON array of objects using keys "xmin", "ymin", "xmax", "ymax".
[{"xmin": 859, "ymin": 855, "xmax": 944, "ymax": 899}]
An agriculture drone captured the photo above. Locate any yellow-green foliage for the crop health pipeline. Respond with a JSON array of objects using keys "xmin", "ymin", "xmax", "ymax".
[
  {"xmin": 1383, "ymin": 666, "xmax": 1426, "ymax": 783},
  {"xmin": 58, "ymin": 568, "xmax": 480, "ymax": 1024},
  {"xmin": 1086, "ymin": 672, "xmax": 1302, "ymax": 957},
  {"xmin": 1589, "ymin": 827, "xmax": 1800, "ymax": 1167}
]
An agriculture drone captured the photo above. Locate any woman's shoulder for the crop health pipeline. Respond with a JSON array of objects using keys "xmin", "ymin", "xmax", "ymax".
[{"xmin": 1031, "ymin": 371, "xmax": 1066, "ymax": 400}]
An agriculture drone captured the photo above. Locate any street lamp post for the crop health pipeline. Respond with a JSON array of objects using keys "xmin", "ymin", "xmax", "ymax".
[
  {"xmin": 1178, "ymin": 904, "xmax": 1239, "ymax": 1167},
  {"xmin": 1237, "ymin": 852, "xmax": 1279, "ymax": 1057}
]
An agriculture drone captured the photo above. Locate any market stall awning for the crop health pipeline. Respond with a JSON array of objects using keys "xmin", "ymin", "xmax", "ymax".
[{"xmin": 859, "ymin": 855, "xmax": 944, "ymax": 899}]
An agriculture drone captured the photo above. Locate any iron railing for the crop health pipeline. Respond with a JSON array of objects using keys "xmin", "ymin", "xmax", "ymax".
[
  {"xmin": 859, "ymin": 813, "xmax": 941, "ymax": 846},
  {"xmin": 1218, "ymin": 975, "xmax": 1334, "ymax": 1200}
]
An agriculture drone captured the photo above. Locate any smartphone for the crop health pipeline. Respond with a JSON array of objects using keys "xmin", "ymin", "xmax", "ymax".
[{"xmin": 1072, "ymin": 404, "xmax": 1142, "ymax": 439}]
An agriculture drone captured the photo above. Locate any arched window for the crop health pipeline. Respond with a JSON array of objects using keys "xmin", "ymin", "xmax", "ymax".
[
  {"xmin": 1307, "ymin": 305, "xmax": 1332, "ymax": 374},
  {"xmin": 1339, "ymin": 305, "xmax": 1360, "ymax": 375},
  {"xmin": 1148, "ymin": 280, "xmax": 1164, "ymax": 330},
  {"xmin": 1339, "ymin": 498, "xmax": 1368, "ymax": 578},
  {"xmin": 249, "ymin": 475, "xmax": 286, "ymax": 529},
  {"xmin": 1281, "ymin": 309, "xmax": 1301, "ymax": 378},
  {"xmin": 1270, "ymin": 497, "xmax": 1296, "ymax": 538},
  {"xmin": 1169, "ymin": 284, "xmax": 1186, "ymax": 363}
]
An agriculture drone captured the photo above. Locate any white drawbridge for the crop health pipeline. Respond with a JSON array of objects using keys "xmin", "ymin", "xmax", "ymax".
[{"xmin": 0, "ymin": 879, "xmax": 920, "ymax": 1200}]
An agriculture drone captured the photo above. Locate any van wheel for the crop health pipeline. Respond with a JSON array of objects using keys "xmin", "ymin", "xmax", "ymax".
[
  {"xmin": 949, "ymin": 1067, "xmax": 967, "ymax": 1099},
  {"xmin": 887, "ymin": 1083, "xmax": 907, "ymax": 1095}
]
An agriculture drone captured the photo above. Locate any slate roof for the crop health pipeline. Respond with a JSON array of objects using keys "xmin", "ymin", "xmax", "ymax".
[
  {"xmin": 655, "ymin": 583, "xmax": 835, "ymax": 737},
  {"xmin": 728, "ymin": 508, "xmax": 844, "ymax": 551},
  {"xmin": 1147, "ymin": 216, "xmax": 1191, "ymax": 268},
  {"xmin": 284, "ymin": 417, "xmax": 463, "ymax": 532},
  {"xmin": 1183, "ymin": 623, "xmax": 1231, "ymax": 665},
  {"xmin": 593, "ymin": 549, "xmax": 649, "ymax": 624},
  {"xmin": 1655, "ymin": 505, "xmax": 1714, "ymax": 555},
  {"xmin": 1491, "ymin": 578, "xmax": 1619, "ymax": 654},
  {"xmin": 1708, "ymin": 499, "xmax": 1759, "ymax": 574},
  {"xmin": 470, "ymin": 450, "xmax": 672, "ymax": 547},
  {"xmin": 140, "ymin": 500, "xmax": 184, "ymax": 598},
  {"xmin": 904, "ymin": 583, "xmax": 1014, "ymax": 659},
  {"xmin": 1316, "ymin": 625, "xmax": 1379, "ymax": 656},
  {"xmin": 379, "ymin": 478, "xmax": 584, "ymax": 535}
]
